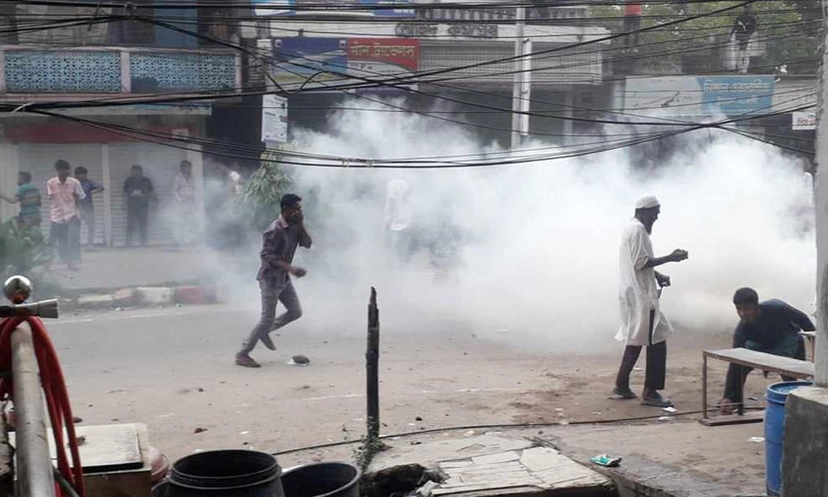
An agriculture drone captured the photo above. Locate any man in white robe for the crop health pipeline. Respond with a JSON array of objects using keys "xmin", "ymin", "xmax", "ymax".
[{"xmin": 614, "ymin": 195, "xmax": 688, "ymax": 407}]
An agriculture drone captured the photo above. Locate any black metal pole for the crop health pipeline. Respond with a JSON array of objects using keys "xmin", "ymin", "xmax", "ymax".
[{"xmin": 366, "ymin": 287, "xmax": 380, "ymax": 440}]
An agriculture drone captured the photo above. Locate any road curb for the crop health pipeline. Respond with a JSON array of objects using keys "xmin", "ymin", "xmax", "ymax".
[{"xmin": 71, "ymin": 285, "xmax": 219, "ymax": 310}]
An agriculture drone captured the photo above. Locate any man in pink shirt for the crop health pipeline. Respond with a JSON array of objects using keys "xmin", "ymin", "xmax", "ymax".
[{"xmin": 47, "ymin": 160, "xmax": 85, "ymax": 270}]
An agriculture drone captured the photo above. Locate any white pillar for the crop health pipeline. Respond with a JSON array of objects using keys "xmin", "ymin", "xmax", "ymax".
[
  {"xmin": 511, "ymin": 6, "xmax": 529, "ymax": 149},
  {"xmin": 813, "ymin": 18, "xmax": 828, "ymax": 386},
  {"xmin": 0, "ymin": 143, "xmax": 19, "ymax": 223}
]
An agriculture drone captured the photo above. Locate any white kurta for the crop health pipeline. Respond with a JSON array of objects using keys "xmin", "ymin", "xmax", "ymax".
[
  {"xmin": 383, "ymin": 179, "xmax": 412, "ymax": 231},
  {"xmin": 615, "ymin": 219, "xmax": 673, "ymax": 346}
]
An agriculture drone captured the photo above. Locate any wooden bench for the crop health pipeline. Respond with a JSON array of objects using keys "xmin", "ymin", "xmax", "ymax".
[{"xmin": 701, "ymin": 348, "xmax": 814, "ymax": 426}]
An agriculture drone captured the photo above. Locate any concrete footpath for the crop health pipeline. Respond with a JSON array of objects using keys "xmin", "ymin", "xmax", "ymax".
[
  {"xmin": 42, "ymin": 246, "xmax": 252, "ymax": 309},
  {"xmin": 281, "ymin": 419, "xmax": 767, "ymax": 497}
]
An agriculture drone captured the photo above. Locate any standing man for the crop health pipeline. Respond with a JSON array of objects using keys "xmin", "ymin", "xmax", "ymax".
[
  {"xmin": 0, "ymin": 171, "xmax": 42, "ymax": 233},
  {"xmin": 236, "ymin": 194, "xmax": 312, "ymax": 368},
  {"xmin": 731, "ymin": 6, "xmax": 758, "ymax": 74},
  {"xmin": 719, "ymin": 288, "xmax": 814, "ymax": 415},
  {"xmin": 173, "ymin": 160, "xmax": 196, "ymax": 245},
  {"xmin": 614, "ymin": 195, "xmax": 688, "ymax": 407},
  {"xmin": 74, "ymin": 166, "xmax": 104, "ymax": 248},
  {"xmin": 623, "ymin": 0, "xmax": 642, "ymax": 48},
  {"xmin": 47, "ymin": 160, "xmax": 85, "ymax": 270},
  {"xmin": 123, "ymin": 165, "xmax": 155, "ymax": 247},
  {"xmin": 383, "ymin": 178, "xmax": 413, "ymax": 264}
]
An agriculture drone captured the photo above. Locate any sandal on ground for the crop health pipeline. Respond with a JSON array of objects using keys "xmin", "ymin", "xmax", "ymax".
[
  {"xmin": 641, "ymin": 393, "xmax": 673, "ymax": 408},
  {"xmin": 611, "ymin": 387, "xmax": 638, "ymax": 400}
]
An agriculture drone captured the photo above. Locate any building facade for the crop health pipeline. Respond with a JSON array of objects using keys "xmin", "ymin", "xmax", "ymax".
[
  {"xmin": 0, "ymin": 2, "xmax": 242, "ymax": 246},
  {"xmin": 241, "ymin": 0, "xmax": 610, "ymax": 147}
]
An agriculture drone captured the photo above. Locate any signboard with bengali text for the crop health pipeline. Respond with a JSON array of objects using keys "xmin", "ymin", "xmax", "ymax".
[
  {"xmin": 269, "ymin": 37, "xmax": 419, "ymax": 93},
  {"xmin": 624, "ymin": 75, "xmax": 776, "ymax": 119}
]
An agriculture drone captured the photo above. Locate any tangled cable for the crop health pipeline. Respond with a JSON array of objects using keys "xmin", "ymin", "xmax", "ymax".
[{"xmin": 0, "ymin": 316, "xmax": 85, "ymax": 497}]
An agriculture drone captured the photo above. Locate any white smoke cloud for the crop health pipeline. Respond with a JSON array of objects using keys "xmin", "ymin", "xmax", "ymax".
[{"xmin": 227, "ymin": 99, "xmax": 816, "ymax": 353}]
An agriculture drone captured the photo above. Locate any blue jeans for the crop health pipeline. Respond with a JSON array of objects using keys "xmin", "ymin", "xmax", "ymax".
[{"xmin": 239, "ymin": 278, "xmax": 302, "ymax": 355}]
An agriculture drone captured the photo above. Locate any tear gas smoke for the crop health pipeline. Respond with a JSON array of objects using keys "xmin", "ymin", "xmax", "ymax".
[{"xmin": 215, "ymin": 100, "xmax": 816, "ymax": 353}]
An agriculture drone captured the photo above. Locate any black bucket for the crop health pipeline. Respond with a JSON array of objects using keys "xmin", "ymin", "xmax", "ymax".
[
  {"xmin": 281, "ymin": 462, "xmax": 360, "ymax": 497},
  {"xmin": 153, "ymin": 450, "xmax": 285, "ymax": 497}
]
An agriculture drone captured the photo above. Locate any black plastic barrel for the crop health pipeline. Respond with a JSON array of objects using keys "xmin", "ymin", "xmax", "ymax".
[
  {"xmin": 153, "ymin": 450, "xmax": 285, "ymax": 497},
  {"xmin": 281, "ymin": 462, "xmax": 360, "ymax": 497}
]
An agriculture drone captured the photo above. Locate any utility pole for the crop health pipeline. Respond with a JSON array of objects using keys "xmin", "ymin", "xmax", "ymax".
[
  {"xmin": 779, "ymin": 6, "xmax": 828, "ymax": 494},
  {"xmin": 813, "ymin": 0, "xmax": 828, "ymax": 386},
  {"xmin": 511, "ymin": 5, "xmax": 532, "ymax": 149}
]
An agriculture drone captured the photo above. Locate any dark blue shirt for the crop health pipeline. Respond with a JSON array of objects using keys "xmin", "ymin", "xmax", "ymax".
[
  {"xmin": 79, "ymin": 179, "xmax": 101, "ymax": 208},
  {"xmin": 733, "ymin": 299, "xmax": 815, "ymax": 349}
]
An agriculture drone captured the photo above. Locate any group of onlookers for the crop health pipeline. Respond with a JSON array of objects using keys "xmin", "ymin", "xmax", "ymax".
[{"xmin": 0, "ymin": 159, "xmax": 195, "ymax": 270}]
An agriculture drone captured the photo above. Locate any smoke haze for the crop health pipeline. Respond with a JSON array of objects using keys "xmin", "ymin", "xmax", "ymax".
[{"xmin": 218, "ymin": 99, "xmax": 817, "ymax": 353}]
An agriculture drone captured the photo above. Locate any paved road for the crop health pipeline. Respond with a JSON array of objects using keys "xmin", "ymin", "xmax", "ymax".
[
  {"xmin": 46, "ymin": 303, "xmax": 739, "ymax": 464},
  {"xmin": 49, "ymin": 304, "xmax": 551, "ymax": 460}
]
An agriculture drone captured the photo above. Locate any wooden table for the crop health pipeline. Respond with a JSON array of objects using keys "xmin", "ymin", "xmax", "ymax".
[{"xmin": 701, "ymin": 348, "xmax": 814, "ymax": 426}]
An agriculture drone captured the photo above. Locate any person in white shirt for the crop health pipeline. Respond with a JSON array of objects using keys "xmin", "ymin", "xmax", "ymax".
[
  {"xmin": 173, "ymin": 160, "xmax": 197, "ymax": 245},
  {"xmin": 47, "ymin": 160, "xmax": 85, "ymax": 270},
  {"xmin": 613, "ymin": 195, "xmax": 688, "ymax": 407},
  {"xmin": 383, "ymin": 179, "xmax": 413, "ymax": 262}
]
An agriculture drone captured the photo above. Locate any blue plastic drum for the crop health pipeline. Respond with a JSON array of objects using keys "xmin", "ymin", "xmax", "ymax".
[{"xmin": 764, "ymin": 380, "xmax": 812, "ymax": 496}]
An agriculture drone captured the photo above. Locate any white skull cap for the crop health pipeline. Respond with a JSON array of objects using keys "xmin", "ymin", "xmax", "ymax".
[{"xmin": 635, "ymin": 195, "xmax": 660, "ymax": 209}]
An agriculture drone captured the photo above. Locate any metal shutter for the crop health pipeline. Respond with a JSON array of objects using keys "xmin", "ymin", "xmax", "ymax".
[{"xmin": 108, "ymin": 143, "xmax": 189, "ymax": 246}]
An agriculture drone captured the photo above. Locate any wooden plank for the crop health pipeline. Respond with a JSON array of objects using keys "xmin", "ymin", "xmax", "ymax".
[
  {"xmin": 533, "ymin": 465, "xmax": 605, "ymax": 486},
  {"xmin": 433, "ymin": 485, "xmax": 541, "ymax": 497},
  {"xmin": 449, "ymin": 462, "xmax": 525, "ymax": 475},
  {"xmin": 471, "ymin": 451, "xmax": 520, "ymax": 465},
  {"xmin": 699, "ymin": 411, "xmax": 765, "ymax": 427},
  {"xmin": 704, "ymin": 348, "xmax": 814, "ymax": 378},
  {"xmin": 433, "ymin": 487, "xmax": 543, "ymax": 497},
  {"xmin": 85, "ymin": 466, "xmax": 152, "ymax": 497},
  {"xmin": 450, "ymin": 471, "xmax": 534, "ymax": 483},
  {"xmin": 519, "ymin": 447, "xmax": 561, "ymax": 473},
  {"xmin": 11, "ymin": 423, "xmax": 143, "ymax": 471},
  {"xmin": 434, "ymin": 480, "xmax": 544, "ymax": 495}
]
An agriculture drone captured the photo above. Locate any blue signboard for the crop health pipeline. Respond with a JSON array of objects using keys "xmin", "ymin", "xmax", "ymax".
[
  {"xmin": 697, "ymin": 76, "xmax": 775, "ymax": 117},
  {"xmin": 253, "ymin": 0, "xmax": 414, "ymax": 18},
  {"xmin": 272, "ymin": 38, "xmax": 349, "ymax": 88}
]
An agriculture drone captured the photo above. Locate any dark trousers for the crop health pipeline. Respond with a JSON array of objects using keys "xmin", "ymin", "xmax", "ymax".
[
  {"xmin": 50, "ymin": 216, "xmax": 81, "ymax": 264},
  {"xmin": 723, "ymin": 335, "xmax": 805, "ymax": 410},
  {"xmin": 623, "ymin": 16, "xmax": 641, "ymax": 46},
  {"xmin": 239, "ymin": 278, "xmax": 303, "ymax": 355},
  {"xmin": 615, "ymin": 310, "xmax": 667, "ymax": 391},
  {"xmin": 127, "ymin": 204, "xmax": 148, "ymax": 246}
]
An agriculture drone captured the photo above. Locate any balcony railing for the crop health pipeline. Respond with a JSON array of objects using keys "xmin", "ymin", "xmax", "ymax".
[{"xmin": 0, "ymin": 46, "xmax": 241, "ymax": 96}]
